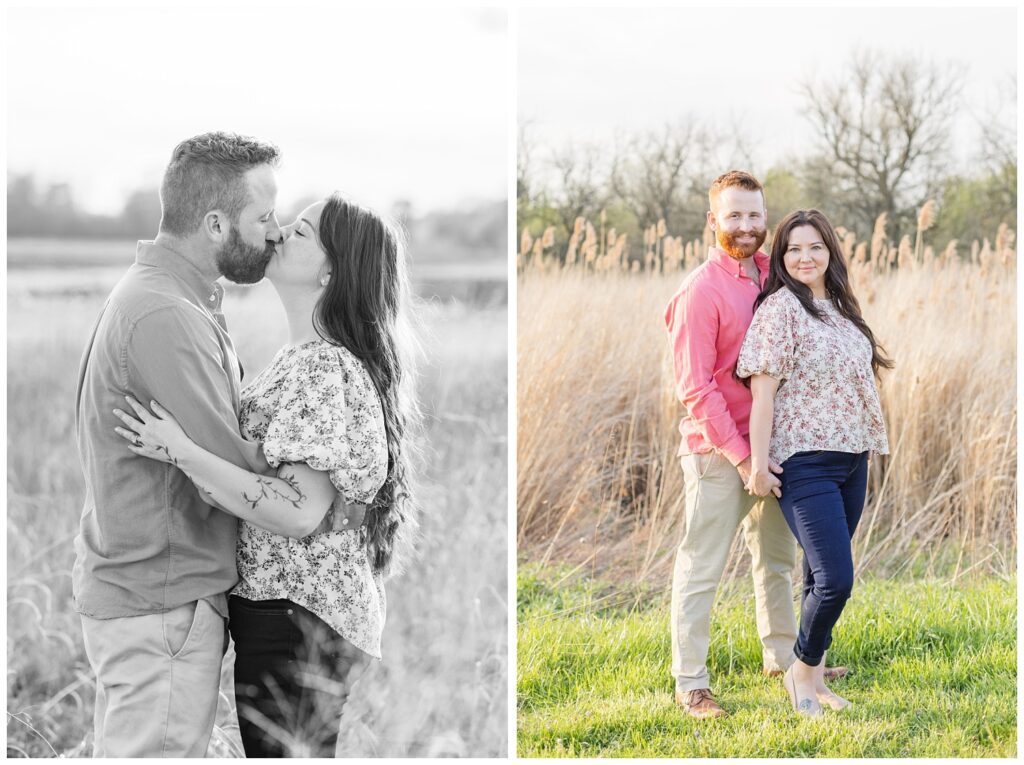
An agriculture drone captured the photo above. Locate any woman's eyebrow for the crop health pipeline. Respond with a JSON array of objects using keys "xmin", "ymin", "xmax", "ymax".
[{"xmin": 300, "ymin": 218, "xmax": 314, "ymax": 230}]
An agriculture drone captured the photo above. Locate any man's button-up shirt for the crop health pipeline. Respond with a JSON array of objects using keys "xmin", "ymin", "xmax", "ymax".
[
  {"xmin": 73, "ymin": 241, "xmax": 268, "ymax": 619},
  {"xmin": 664, "ymin": 246, "xmax": 770, "ymax": 467}
]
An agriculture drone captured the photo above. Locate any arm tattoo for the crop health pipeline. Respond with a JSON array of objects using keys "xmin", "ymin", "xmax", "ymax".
[
  {"xmin": 156, "ymin": 444, "xmax": 209, "ymax": 496},
  {"xmin": 242, "ymin": 473, "xmax": 307, "ymax": 511},
  {"xmin": 155, "ymin": 446, "xmax": 209, "ymax": 499}
]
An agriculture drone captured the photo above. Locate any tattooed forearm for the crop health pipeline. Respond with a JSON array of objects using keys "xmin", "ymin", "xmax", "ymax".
[
  {"xmin": 241, "ymin": 474, "xmax": 307, "ymax": 511},
  {"xmin": 156, "ymin": 444, "xmax": 210, "ymax": 497}
]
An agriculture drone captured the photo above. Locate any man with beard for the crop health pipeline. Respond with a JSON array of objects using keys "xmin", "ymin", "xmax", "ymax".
[
  {"xmin": 73, "ymin": 132, "xmax": 282, "ymax": 756},
  {"xmin": 663, "ymin": 171, "xmax": 847, "ymax": 719}
]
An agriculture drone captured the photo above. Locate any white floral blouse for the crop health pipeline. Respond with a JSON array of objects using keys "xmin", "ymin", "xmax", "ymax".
[
  {"xmin": 231, "ymin": 339, "xmax": 389, "ymax": 658},
  {"xmin": 736, "ymin": 288, "xmax": 890, "ymax": 466}
]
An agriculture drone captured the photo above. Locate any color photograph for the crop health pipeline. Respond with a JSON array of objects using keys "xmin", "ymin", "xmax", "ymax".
[
  {"xmin": 7, "ymin": 5, "xmax": 507, "ymax": 758},
  {"xmin": 517, "ymin": 6, "xmax": 1016, "ymax": 757}
]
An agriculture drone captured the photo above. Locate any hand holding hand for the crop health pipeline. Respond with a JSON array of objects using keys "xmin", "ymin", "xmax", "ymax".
[
  {"xmin": 739, "ymin": 457, "xmax": 784, "ymax": 498},
  {"xmin": 745, "ymin": 469, "xmax": 782, "ymax": 498},
  {"xmin": 113, "ymin": 396, "xmax": 192, "ymax": 467}
]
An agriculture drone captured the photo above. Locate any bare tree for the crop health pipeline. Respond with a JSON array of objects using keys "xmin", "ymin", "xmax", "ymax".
[
  {"xmin": 977, "ymin": 71, "xmax": 1017, "ymax": 222},
  {"xmin": 800, "ymin": 50, "xmax": 964, "ymax": 237},
  {"xmin": 978, "ymin": 71, "xmax": 1016, "ymax": 173},
  {"xmin": 609, "ymin": 120, "xmax": 709, "ymax": 238},
  {"xmin": 517, "ymin": 120, "xmax": 534, "ymax": 207},
  {"xmin": 547, "ymin": 141, "xmax": 609, "ymax": 236}
]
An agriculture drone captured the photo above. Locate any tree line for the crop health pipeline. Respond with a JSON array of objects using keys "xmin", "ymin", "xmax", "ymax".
[
  {"xmin": 7, "ymin": 178, "xmax": 506, "ymax": 263},
  {"xmin": 518, "ymin": 51, "xmax": 1016, "ymax": 262}
]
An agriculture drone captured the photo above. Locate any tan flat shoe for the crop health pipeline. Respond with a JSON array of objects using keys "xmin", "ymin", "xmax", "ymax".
[
  {"xmin": 817, "ymin": 690, "xmax": 852, "ymax": 711},
  {"xmin": 783, "ymin": 666, "xmax": 823, "ymax": 719}
]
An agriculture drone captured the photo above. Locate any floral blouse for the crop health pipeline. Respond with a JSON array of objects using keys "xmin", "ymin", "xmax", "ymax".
[
  {"xmin": 231, "ymin": 339, "xmax": 389, "ymax": 658},
  {"xmin": 736, "ymin": 288, "xmax": 889, "ymax": 466}
]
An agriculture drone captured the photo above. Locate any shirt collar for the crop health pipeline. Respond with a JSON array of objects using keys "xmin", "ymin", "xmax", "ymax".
[
  {"xmin": 707, "ymin": 246, "xmax": 770, "ymax": 281},
  {"xmin": 135, "ymin": 240, "xmax": 224, "ymax": 309}
]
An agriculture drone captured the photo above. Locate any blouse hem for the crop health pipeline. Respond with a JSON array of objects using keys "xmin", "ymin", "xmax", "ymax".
[
  {"xmin": 229, "ymin": 586, "xmax": 384, "ymax": 660},
  {"xmin": 774, "ymin": 444, "xmax": 890, "ymax": 465}
]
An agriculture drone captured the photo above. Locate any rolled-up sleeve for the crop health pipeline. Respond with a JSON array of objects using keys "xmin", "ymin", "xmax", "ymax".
[
  {"xmin": 665, "ymin": 285, "xmax": 749, "ymax": 466},
  {"xmin": 125, "ymin": 305, "xmax": 268, "ymax": 475}
]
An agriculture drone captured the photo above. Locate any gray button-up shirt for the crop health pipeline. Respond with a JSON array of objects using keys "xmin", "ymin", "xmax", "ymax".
[{"xmin": 73, "ymin": 241, "xmax": 268, "ymax": 619}]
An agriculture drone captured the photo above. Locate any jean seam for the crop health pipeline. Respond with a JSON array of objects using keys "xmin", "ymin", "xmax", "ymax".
[{"xmin": 799, "ymin": 565, "xmax": 829, "ymax": 665}]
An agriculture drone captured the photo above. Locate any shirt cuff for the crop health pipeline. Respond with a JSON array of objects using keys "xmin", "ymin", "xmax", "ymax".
[{"xmin": 718, "ymin": 434, "xmax": 751, "ymax": 467}]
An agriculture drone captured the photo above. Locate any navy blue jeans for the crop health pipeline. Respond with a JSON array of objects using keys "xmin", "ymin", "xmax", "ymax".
[{"xmin": 777, "ymin": 450, "xmax": 869, "ymax": 666}]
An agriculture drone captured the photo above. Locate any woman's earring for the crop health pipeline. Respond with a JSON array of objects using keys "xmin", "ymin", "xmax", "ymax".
[{"xmin": 319, "ymin": 274, "xmax": 330, "ymax": 287}]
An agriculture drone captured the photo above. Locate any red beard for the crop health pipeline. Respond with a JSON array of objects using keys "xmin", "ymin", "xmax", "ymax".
[{"xmin": 718, "ymin": 227, "xmax": 766, "ymax": 259}]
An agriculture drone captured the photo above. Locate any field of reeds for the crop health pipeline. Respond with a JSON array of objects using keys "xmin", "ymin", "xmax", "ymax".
[
  {"xmin": 517, "ymin": 209, "xmax": 1016, "ymax": 583},
  {"xmin": 7, "ymin": 246, "xmax": 508, "ymax": 757}
]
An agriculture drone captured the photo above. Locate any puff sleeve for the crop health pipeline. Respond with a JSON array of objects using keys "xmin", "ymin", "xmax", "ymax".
[
  {"xmin": 261, "ymin": 345, "xmax": 388, "ymax": 504},
  {"xmin": 736, "ymin": 291, "xmax": 800, "ymax": 382}
]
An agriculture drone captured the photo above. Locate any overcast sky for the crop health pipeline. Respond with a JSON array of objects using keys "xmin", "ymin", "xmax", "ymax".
[
  {"xmin": 520, "ymin": 6, "xmax": 1016, "ymax": 184},
  {"xmin": 7, "ymin": 5, "xmax": 507, "ymax": 215}
]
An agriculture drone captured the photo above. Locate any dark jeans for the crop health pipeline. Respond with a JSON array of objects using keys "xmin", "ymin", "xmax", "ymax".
[
  {"xmin": 228, "ymin": 596, "xmax": 369, "ymax": 758},
  {"xmin": 777, "ymin": 450, "xmax": 869, "ymax": 666}
]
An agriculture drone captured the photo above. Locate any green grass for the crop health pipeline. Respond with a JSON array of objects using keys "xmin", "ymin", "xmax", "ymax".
[{"xmin": 517, "ymin": 566, "xmax": 1016, "ymax": 758}]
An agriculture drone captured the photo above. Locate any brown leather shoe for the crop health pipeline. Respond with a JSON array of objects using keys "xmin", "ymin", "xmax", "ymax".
[
  {"xmin": 823, "ymin": 665, "xmax": 850, "ymax": 681},
  {"xmin": 674, "ymin": 688, "xmax": 728, "ymax": 719},
  {"xmin": 764, "ymin": 666, "xmax": 850, "ymax": 681}
]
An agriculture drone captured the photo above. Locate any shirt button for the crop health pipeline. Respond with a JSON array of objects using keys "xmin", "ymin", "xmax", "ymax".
[
  {"xmin": 208, "ymin": 294, "xmax": 216, "ymax": 302},
  {"xmin": 342, "ymin": 517, "xmax": 349, "ymax": 526}
]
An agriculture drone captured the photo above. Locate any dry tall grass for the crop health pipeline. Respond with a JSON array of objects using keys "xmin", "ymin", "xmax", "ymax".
[
  {"xmin": 517, "ymin": 216, "xmax": 1016, "ymax": 586},
  {"xmin": 7, "ymin": 275, "xmax": 507, "ymax": 757}
]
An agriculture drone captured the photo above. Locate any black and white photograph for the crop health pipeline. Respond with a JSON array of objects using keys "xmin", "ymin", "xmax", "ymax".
[{"xmin": 7, "ymin": 5, "xmax": 507, "ymax": 758}]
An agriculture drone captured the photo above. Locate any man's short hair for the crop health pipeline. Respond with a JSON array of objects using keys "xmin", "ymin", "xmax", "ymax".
[
  {"xmin": 159, "ymin": 131, "xmax": 281, "ymax": 236},
  {"xmin": 708, "ymin": 170, "xmax": 764, "ymax": 209}
]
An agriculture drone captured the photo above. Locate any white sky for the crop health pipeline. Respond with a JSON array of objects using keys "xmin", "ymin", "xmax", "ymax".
[
  {"xmin": 7, "ymin": 5, "xmax": 507, "ymax": 215},
  {"xmin": 519, "ymin": 6, "xmax": 1017, "ymax": 183}
]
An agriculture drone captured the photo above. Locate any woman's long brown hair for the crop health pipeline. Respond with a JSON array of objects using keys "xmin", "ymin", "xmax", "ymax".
[{"xmin": 316, "ymin": 193, "xmax": 419, "ymax": 575}]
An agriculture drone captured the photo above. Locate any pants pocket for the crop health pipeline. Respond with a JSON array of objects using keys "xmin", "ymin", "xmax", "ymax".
[
  {"xmin": 681, "ymin": 452, "xmax": 714, "ymax": 481},
  {"xmin": 162, "ymin": 600, "xmax": 204, "ymax": 659}
]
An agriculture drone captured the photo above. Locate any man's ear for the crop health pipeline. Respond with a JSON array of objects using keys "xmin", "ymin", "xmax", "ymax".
[
  {"xmin": 706, "ymin": 209, "xmax": 717, "ymax": 232},
  {"xmin": 202, "ymin": 210, "xmax": 229, "ymax": 243}
]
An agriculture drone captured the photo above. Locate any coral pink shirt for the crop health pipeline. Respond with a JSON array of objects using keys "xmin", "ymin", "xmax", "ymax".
[{"xmin": 664, "ymin": 247, "xmax": 769, "ymax": 466}]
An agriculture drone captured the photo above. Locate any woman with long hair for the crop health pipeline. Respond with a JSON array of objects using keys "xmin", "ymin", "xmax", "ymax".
[
  {"xmin": 113, "ymin": 192, "xmax": 418, "ymax": 755},
  {"xmin": 736, "ymin": 209, "xmax": 890, "ymax": 718}
]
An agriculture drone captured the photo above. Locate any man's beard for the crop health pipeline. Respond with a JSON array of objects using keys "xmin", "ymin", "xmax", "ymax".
[
  {"xmin": 215, "ymin": 226, "xmax": 275, "ymax": 284},
  {"xmin": 718, "ymin": 227, "xmax": 767, "ymax": 260}
]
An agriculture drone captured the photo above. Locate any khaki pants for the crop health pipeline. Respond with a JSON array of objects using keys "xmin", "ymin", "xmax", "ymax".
[
  {"xmin": 671, "ymin": 451, "xmax": 798, "ymax": 692},
  {"xmin": 81, "ymin": 598, "xmax": 227, "ymax": 758}
]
